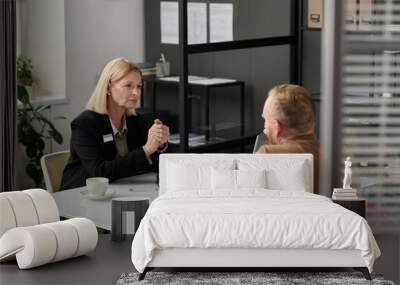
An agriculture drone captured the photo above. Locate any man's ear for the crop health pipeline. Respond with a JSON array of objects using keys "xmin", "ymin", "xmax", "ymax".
[{"xmin": 273, "ymin": 119, "xmax": 284, "ymax": 138}]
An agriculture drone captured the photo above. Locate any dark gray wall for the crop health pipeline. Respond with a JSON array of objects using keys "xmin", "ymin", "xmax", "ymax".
[
  {"xmin": 302, "ymin": 29, "xmax": 322, "ymax": 136},
  {"xmin": 144, "ymin": 0, "xmax": 321, "ymax": 138},
  {"xmin": 301, "ymin": 0, "xmax": 322, "ymax": 136}
]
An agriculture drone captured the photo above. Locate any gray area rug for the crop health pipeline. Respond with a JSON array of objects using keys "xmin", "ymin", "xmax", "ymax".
[{"xmin": 116, "ymin": 271, "xmax": 396, "ymax": 285}]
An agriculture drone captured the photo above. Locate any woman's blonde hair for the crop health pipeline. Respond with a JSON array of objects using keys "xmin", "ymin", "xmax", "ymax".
[
  {"xmin": 267, "ymin": 84, "xmax": 315, "ymax": 136},
  {"xmin": 86, "ymin": 57, "xmax": 142, "ymax": 116}
]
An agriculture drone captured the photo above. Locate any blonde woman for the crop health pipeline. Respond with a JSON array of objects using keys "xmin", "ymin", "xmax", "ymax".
[{"xmin": 61, "ymin": 58, "xmax": 169, "ymax": 190}]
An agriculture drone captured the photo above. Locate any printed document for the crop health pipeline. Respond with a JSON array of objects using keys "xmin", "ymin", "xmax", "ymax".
[
  {"xmin": 161, "ymin": 1, "xmax": 179, "ymax": 44},
  {"xmin": 210, "ymin": 3, "xmax": 233, "ymax": 42}
]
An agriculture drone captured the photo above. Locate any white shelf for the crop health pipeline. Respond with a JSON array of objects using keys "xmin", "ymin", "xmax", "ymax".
[{"xmin": 30, "ymin": 95, "xmax": 69, "ymax": 106}]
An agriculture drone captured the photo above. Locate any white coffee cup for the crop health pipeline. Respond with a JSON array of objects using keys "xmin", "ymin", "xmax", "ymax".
[{"xmin": 86, "ymin": 177, "xmax": 109, "ymax": 196}]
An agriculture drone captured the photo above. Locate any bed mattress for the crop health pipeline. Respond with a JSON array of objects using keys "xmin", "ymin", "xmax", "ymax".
[{"xmin": 131, "ymin": 190, "xmax": 380, "ymax": 273}]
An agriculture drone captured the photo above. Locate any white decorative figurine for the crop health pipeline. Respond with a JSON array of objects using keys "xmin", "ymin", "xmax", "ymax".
[{"xmin": 343, "ymin": 156, "xmax": 352, "ymax": 189}]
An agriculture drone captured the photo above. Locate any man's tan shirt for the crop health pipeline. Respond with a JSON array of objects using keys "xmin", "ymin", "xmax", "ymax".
[{"xmin": 256, "ymin": 134, "xmax": 320, "ymax": 194}]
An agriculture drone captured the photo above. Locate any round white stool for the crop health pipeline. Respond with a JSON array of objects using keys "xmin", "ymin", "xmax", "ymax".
[{"xmin": 111, "ymin": 197, "xmax": 149, "ymax": 242}]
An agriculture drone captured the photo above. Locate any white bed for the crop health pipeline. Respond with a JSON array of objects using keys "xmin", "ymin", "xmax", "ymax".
[{"xmin": 131, "ymin": 154, "xmax": 380, "ymax": 280}]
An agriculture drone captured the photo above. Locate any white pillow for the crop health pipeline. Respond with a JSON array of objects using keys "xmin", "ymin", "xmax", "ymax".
[
  {"xmin": 266, "ymin": 165, "xmax": 307, "ymax": 191},
  {"xmin": 211, "ymin": 169, "xmax": 267, "ymax": 190},
  {"xmin": 237, "ymin": 169, "xmax": 267, "ymax": 188},
  {"xmin": 211, "ymin": 169, "xmax": 236, "ymax": 190},
  {"xmin": 237, "ymin": 158, "xmax": 309, "ymax": 191},
  {"xmin": 167, "ymin": 160, "xmax": 235, "ymax": 191}
]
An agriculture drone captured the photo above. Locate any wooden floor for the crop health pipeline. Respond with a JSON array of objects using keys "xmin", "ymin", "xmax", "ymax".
[{"xmin": 0, "ymin": 234, "xmax": 133, "ymax": 285}]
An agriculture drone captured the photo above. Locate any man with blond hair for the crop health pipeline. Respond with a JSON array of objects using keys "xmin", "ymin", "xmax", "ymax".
[{"xmin": 257, "ymin": 84, "xmax": 320, "ymax": 193}]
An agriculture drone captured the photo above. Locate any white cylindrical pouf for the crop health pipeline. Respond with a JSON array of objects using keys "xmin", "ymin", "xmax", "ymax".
[
  {"xmin": 1, "ymin": 192, "xmax": 39, "ymax": 227},
  {"xmin": 18, "ymin": 226, "xmax": 57, "ymax": 269},
  {"xmin": 64, "ymin": 218, "xmax": 98, "ymax": 257},
  {"xmin": 0, "ymin": 226, "xmax": 57, "ymax": 269},
  {"xmin": 23, "ymin": 189, "xmax": 60, "ymax": 224},
  {"xmin": 42, "ymin": 221, "xmax": 79, "ymax": 262},
  {"xmin": 0, "ymin": 195, "xmax": 17, "ymax": 237}
]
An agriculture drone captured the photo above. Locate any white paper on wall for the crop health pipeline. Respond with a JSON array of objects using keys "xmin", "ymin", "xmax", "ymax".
[
  {"xmin": 188, "ymin": 2, "xmax": 207, "ymax": 44},
  {"xmin": 160, "ymin": 1, "xmax": 179, "ymax": 44},
  {"xmin": 210, "ymin": 3, "xmax": 233, "ymax": 43}
]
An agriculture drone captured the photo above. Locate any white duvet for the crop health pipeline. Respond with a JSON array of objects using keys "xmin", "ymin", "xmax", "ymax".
[{"xmin": 131, "ymin": 190, "xmax": 380, "ymax": 273}]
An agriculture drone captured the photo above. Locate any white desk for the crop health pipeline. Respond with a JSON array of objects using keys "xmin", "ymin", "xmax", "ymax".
[{"xmin": 53, "ymin": 173, "xmax": 158, "ymax": 230}]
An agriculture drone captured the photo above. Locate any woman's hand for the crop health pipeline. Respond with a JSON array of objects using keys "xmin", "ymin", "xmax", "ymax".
[
  {"xmin": 149, "ymin": 119, "xmax": 170, "ymax": 146},
  {"xmin": 143, "ymin": 119, "xmax": 170, "ymax": 155},
  {"xmin": 143, "ymin": 132, "xmax": 159, "ymax": 156}
]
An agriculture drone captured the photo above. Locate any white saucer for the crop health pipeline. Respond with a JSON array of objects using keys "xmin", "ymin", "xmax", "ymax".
[{"xmin": 80, "ymin": 189, "xmax": 115, "ymax": 200}]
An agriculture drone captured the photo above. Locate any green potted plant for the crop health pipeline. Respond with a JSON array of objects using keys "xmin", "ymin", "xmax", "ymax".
[
  {"xmin": 16, "ymin": 56, "xmax": 34, "ymax": 98},
  {"xmin": 16, "ymin": 55, "xmax": 65, "ymax": 186}
]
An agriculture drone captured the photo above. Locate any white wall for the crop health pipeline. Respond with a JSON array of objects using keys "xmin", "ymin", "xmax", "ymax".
[
  {"xmin": 53, "ymin": 0, "xmax": 145, "ymax": 151},
  {"xmin": 28, "ymin": 0, "xmax": 66, "ymax": 99},
  {"xmin": 17, "ymin": 0, "xmax": 66, "ymax": 99},
  {"xmin": 16, "ymin": 0, "xmax": 145, "ymax": 189}
]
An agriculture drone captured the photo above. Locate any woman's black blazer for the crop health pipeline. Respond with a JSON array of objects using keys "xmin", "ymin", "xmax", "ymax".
[{"xmin": 60, "ymin": 110, "xmax": 155, "ymax": 190}]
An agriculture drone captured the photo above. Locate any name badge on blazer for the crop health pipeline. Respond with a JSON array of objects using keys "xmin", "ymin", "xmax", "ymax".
[{"xmin": 103, "ymin": 134, "xmax": 114, "ymax": 143}]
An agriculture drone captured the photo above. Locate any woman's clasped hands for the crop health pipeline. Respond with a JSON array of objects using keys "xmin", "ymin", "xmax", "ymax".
[{"xmin": 143, "ymin": 119, "xmax": 170, "ymax": 155}]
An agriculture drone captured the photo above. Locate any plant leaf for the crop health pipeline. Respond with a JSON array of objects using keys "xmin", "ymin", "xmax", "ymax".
[
  {"xmin": 26, "ymin": 162, "xmax": 38, "ymax": 182},
  {"xmin": 26, "ymin": 145, "xmax": 37, "ymax": 158},
  {"xmin": 17, "ymin": 85, "xmax": 30, "ymax": 104},
  {"xmin": 35, "ymin": 105, "xmax": 50, "ymax": 112},
  {"xmin": 37, "ymin": 115, "xmax": 56, "ymax": 130},
  {"xmin": 48, "ymin": 129, "xmax": 63, "ymax": 144}
]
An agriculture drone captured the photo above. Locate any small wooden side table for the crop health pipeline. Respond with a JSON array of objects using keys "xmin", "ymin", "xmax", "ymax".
[
  {"xmin": 111, "ymin": 197, "xmax": 149, "ymax": 242},
  {"xmin": 332, "ymin": 199, "xmax": 366, "ymax": 218}
]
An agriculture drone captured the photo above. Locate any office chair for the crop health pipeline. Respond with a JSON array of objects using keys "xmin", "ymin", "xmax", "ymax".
[
  {"xmin": 40, "ymin": 150, "xmax": 70, "ymax": 192},
  {"xmin": 253, "ymin": 132, "xmax": 268, "ymax": 153}
]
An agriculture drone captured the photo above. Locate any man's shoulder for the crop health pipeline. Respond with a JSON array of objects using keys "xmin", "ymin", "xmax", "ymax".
[{"xmin": 256, "ymin": 143, "xmax": 303, "ymax": 154}]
